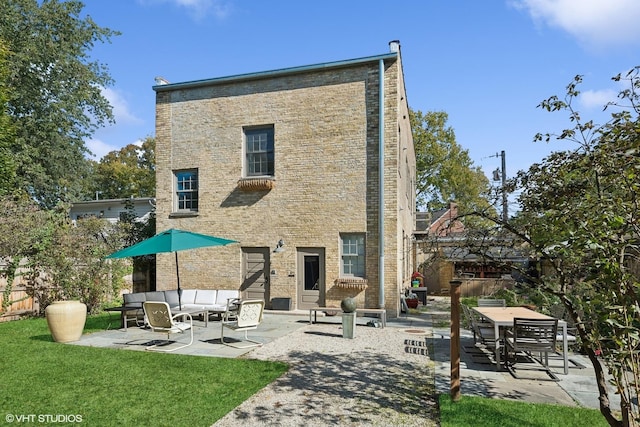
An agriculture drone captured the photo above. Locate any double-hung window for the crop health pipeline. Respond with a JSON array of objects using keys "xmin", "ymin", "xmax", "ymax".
[
  {"xmin": 174, "ymin": 169, "xmax": 198, "ymax": 211},
  {"xmin": 244, "ymin": 126, "xmax": 274, "ymax": 177},
  {"xmin": 341, "ymin": 234, "xmax": 365, "ymax": 278}
]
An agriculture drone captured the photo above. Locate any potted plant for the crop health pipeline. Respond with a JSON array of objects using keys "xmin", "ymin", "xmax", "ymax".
[
  {"xmin": 411, "ymin": 271, "xmax": 423, "ymax": 288},
  {"xmin": 405, "ymin": 291, "xmax": 420, "ymax": 309},
  {"xmin": 45, "ymin": 300, "xmax": 87, "ymax": 343}
]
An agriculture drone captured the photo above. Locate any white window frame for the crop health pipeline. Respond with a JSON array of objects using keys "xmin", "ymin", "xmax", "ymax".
[
  {"xmin": 174, "ymin": 169, "xmax": 198, "ymax": 212},
  {"xmin": 340, "ymin": 233, "xmax": 365, "ymax": 278}
]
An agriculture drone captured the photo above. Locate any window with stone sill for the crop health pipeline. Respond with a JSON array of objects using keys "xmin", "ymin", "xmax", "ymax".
[
  {"xmin": 173, "ymin": 169, "xmax": 198, "ymax": 213},
  {"xmin": 340, "ymin": 233, "xmax": 365, "ymax": 278},
  {"xmin": 244, "ymin": 126, "xmax": 274, "ymax": 177}
]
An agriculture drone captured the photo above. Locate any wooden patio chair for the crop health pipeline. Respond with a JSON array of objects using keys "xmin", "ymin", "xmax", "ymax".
[{"xmin": 143, "ymin": 301, "xmax": 193, "ymax": 352}]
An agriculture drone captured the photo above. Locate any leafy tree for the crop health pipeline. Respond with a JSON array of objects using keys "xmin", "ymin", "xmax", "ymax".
[
  {"xmin": 459, "ymin": 70, "xmax": 640, "ymax": 427},
  {"xmin": 90, "ymin": 136, "xmax": 156, "ymax": 199},
  {"xmin": 411, "ymin": 109, "xmax": 492, "ymax": 213},
  {"xmin": 0, "ymin": 0, "xmax": 119, "ymax": 207},
  {"xmin": 0, "ymin": 195, "xmax": 130, "ymax": 314},
  {"xmin": 0, "ymin": 195, "xmax": 55, "ymax": 312},
  {"xmin": 0, "ymin": 39, "xmax": 16, "ymax": 196},
  {"xmin": 26, "ymin": 214, "xmax": 129, "ymax": 314}
]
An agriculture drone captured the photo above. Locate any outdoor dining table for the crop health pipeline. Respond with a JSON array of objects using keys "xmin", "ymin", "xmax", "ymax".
[{"xmin": 472, "ymin": 306, "xmax": 570, "ymax": 375}]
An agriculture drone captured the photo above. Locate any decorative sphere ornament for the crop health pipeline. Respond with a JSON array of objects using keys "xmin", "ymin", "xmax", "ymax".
[{"xmin": 341, "ymin": 297, "xmax": 356, "ymax": 313}]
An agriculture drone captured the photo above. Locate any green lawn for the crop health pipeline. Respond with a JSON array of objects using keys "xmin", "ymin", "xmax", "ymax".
[
  {"xmin": 2, "ymin": 314, "xmax": 612, "ymax": 427},
  {"xmin": 439, "ymin": 394, "xmax": 608, "ymax": 427},
  {"xmin": 0, "ymin": 314, "xmax": 287, "ymax": 427}
]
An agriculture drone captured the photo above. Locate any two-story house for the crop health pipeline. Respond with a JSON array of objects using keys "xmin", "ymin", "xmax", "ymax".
[{"xmin": 153, "ymin": 41, "xmax": 415, "ymax": 317}]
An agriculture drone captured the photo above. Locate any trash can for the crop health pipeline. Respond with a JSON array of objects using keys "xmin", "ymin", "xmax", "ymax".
[{"xmin": 271, "ymin": 298, "xmax": 292, "ymax": 311}]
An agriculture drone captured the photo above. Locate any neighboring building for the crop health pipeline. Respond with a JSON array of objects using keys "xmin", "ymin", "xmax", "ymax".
[
  {"xmin": 70, "ymin": 197, "xmax": 155, "ymax": 224},
  {"xmin": 153, "ymin": 41, "xmax": 416, "ymax": 317},
  {"xmin": 414, "ymin": 203, "xmax": 522, "ymax": 296},
  {"xmin": 426, "ymin": 202, "xmax": 465, "ymax": 237}
]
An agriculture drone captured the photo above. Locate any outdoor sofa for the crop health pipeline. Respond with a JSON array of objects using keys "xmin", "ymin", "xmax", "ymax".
[{"xmin": 119, "ymin": 289, "xmax": 240, "ymax": 328}]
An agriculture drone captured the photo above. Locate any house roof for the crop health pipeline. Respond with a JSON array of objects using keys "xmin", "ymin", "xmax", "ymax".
[
  {"xmin": 441, "ymin": 245, "xmax": 530, "ymax": 263},
  {"xmin": 152, "ymin": 52, "xmax": 398, "ymax": 92},
  {"xmin": 70, "ymin": 197, "xmax": 155, "ymax": 207},
  {"xmin": 429, "ymin": 208, "xmax": 449, "ymax": 225}
]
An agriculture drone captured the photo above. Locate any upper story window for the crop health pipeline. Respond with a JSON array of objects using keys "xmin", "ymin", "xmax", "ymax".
[
  {"xmin": 244, "ymin": 126, "xmax": 274, "ymax": 177},
  {"xmin": 174, "ymin": 169, "xmax": 198, "ymax": 211},
  {"xmin": 341, "ymin": 233, "xmax": 365, "ymax": 278}
]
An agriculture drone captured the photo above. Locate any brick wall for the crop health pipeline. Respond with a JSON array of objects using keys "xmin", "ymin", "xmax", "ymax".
[{"xmin": 155, "ymin": 54, "xmax": 414, "ymax": 316}]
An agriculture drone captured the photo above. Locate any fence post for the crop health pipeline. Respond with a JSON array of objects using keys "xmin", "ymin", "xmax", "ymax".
[{"xmin": 450, "ymin": 279, "xmax": 463, "ymax": 401}]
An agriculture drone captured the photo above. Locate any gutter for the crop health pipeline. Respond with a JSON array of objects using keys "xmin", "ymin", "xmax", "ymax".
[
  {"xmin": 378, "ymin": 58, "xmax": 385, "ymax": 309},
  {"xmin": 152, "ymin": 53, "xmax": 398, "ymax": 92}
]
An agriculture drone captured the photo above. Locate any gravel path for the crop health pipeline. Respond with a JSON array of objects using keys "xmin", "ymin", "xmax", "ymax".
[{"xmin": 212, "ymin": 321, "xmax": 438, "ymax": 427}]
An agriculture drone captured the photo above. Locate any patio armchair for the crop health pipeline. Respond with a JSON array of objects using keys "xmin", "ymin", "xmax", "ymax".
[
  {"xmin": 221, "ymin": 299, "xmax": 264, "ymax": 348},
  {"xmin": 142, "ymin": 301, "xmax": 193, "ymax": 352},
  {"xmin": 504, "ymin": 317, "xmax": 559, "ymax": 380}
]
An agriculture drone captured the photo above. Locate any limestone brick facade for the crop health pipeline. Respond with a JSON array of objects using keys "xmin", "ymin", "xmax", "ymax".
[{"xmin": 153, "ymin": 42, "xmax": 416, "ymax": 317}]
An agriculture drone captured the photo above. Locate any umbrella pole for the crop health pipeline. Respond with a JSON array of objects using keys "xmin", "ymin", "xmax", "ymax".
[{"xmin": 176, "ymin": 252, "xmax": 182, "ymax": 310}]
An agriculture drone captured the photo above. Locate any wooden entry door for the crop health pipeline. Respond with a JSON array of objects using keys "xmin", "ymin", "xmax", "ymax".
[
  {"xmin": 241, "ymin": 247, "xmax": 270, "ymax": 302},
  {"xmin": 297, "ymin": 248, "xmax": 325, "ymax": 309}
]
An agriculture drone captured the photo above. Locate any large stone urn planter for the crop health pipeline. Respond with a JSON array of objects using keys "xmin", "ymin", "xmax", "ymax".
[{"xmin": 45, "ymin": 301, "xmax": 87, "ymax": 343}]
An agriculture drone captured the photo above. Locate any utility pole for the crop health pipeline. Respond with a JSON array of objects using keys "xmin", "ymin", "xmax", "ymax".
[
  {"xmin": 501, "ymin": 150, "xmax": 507, "ymax": 222},
  {"xmin": 492, "ymin": 150, "xmax": 508, "ymax": 222}
]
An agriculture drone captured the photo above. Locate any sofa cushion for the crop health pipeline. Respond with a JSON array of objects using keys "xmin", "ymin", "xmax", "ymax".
[
  {"xmin": 164, "ymin": 290, "xmax": 180, "ymax": 307},
  {"xmin": 216, "ymin": 290, "xmax": 239, "ymax": 305},
  {"xmin": 123, "ymin": 292, "xmax": 146, "ymax": 308},
  {"xmin": 195, "ymin": 290, "xmax": 217, "ymax": 305},
  {"xmin": 180, "ymin": 289, "xmax": 197, "ymax": 305},
  {"xmin": 145, "ymin": 291, "xmax": 166, "ymax": 302}
]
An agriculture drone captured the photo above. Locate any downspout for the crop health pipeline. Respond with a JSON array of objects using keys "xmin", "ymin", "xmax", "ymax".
[{"xmin": 378, "ymin": 58, "xmax": 385, "ymax": 309}]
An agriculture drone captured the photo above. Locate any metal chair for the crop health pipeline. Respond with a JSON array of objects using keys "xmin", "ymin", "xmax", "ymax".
[
  {"xmin": 462, "ymin": 304, "xmax": 497, "ymax": 348},
  {"xmin": 143, "ymin": 301, "xmax": 193, "ymax": 352},
  {"xmin": 504, "ymin": 317, "xmax": 559, "ymax": 380},
  {"xmin": 477, "ymin": 298, "xmax": 506, "ymax": 307},
  {"xmin": 221, "ymin": 299, "xmax": 264, "ymax": 348}
]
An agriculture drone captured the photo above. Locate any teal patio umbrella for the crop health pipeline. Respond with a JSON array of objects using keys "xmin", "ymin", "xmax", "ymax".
[{"xmin": 106, "ymin": 228, "xmax": 238, "ymax": 309}]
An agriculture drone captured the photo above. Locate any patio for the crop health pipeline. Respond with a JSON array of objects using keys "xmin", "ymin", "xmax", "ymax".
[
  {"xmin": 73, "ymin": 299, "xmax": 615, "ymax": 412},
  {"xmin": 73, "ymin": 310, "xmax": 312, "ymax": 358}
]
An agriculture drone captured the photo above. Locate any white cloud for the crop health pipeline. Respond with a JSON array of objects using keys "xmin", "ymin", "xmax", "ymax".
[
  {"xmin": 86, "ymin": 138, "xmax": 144, "ymax": 160},
  {"xmin": 138, "ymin": 0, "xmax": 231, "ymax": 20},
  {"xmin": 511, "ymin": 0, "xmax": 640, "ymax": 50},
  {"xmin": 579, "ymin": 89, "xmax": 618, "ymax": 110},
  {"xmin": 85, "ymin": 138, "xmax": 119, "ymax": 159},
  {"xmin": 101, "ymin": 87, "xmax": 142, "ymax": 125}
]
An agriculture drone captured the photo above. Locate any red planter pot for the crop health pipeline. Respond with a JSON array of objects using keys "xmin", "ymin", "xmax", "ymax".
[{"xmin": 406, "ymin": 299, "xmax": 419, "ymax": 309}]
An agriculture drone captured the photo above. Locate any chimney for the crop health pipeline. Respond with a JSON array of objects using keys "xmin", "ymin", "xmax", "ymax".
[{"xmin": 389, "ymin": 40, "xmax": 400, "ymax": 53}]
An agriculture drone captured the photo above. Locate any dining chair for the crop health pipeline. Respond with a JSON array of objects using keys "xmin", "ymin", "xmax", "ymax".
[
  {"xmin": 462, "ymin": 304, "xmax": 497, "ymax": 348},
  {"xmin": 504, "ymin": 317, "xmax": 559, "ymax": 380},
  {"xmin": 477, "ymin": 298, "xmax": 506, "ymax": 307}
]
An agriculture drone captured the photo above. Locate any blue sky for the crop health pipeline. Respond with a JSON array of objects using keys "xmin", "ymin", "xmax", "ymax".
[{"xmin": 81, "ymin": 0, "xmax": 640, "ymax": 180}]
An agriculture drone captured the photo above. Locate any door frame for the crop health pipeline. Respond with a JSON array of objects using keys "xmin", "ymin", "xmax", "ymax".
[
  {"xmin": 296, "ymin": 247, "xmax": 325, "ymax": 309},
  {"xmin": 241, "ymin": 247, "xmax": 270, "ymax": 302}
]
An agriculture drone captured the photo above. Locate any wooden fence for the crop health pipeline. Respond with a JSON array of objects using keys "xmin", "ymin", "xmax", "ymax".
[{"xmin": 0, "ymin": 286, "xmax": 36, "ymax": 320}]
